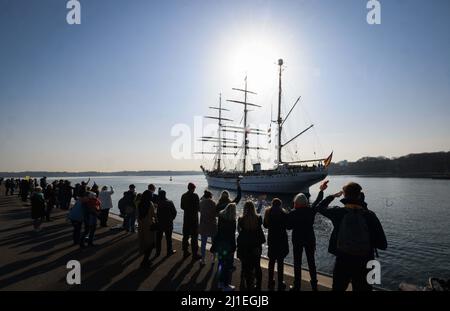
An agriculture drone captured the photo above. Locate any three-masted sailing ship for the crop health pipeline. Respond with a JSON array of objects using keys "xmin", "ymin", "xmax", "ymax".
[{"xmin": 198, "ymin": 59, "xmax": 331, "ymax": 194}]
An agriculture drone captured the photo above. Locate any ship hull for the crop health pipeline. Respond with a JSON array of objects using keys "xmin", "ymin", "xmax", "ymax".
[{"xmin": 204, "ymin": 170, "xmax": 327, "ymax": 194}]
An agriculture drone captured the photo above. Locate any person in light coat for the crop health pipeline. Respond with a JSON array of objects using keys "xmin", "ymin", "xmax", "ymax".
[
  {"xmin": 98, "ymin": 185, "xmax": 114, "ymax": 227},
  {"xmin": 199, "ymin": 190, "xmax": 217, "ymax": 264},
  {"xmin": 137, "ymin": 199, "xmax": 157, "ymax": 268}
]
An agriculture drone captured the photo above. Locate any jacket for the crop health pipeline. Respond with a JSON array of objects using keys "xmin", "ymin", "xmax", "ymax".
[
  {"xmin": 199, "ymin": 198, "xmax": 217, "ymax": 236},
  {"xmin": 156, "ymin": 198, "xmax": 177, "ymax": 231},
  {"xmin": 287, "ymin": 191, "xmax": 324, "ymax": 246},
  {"xmin": 180, "ymin": 190, "xmax": 200, "ymax": 235},
  {"xmin": 317, "ymin": 195, "xmax": 388, "ymax": 257}
]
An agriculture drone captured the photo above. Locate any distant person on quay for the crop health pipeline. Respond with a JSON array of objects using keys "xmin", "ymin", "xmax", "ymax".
[
  {"xmin": 30, "ymin": 186, "xmax": 46, "ymax": 232},
  {"xmin": 137, "ymin": 194, "xmax": 157, "ymax": 268},
  {"xmin": 155, "ymin": 190, "xmax": 177, "ymax": 257},
  {"xmin": 98, "ymin": 185, "xmax": 114, "ymax": 227}
]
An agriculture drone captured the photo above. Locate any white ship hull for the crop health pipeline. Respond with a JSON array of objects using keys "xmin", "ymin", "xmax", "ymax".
[{"xmin": 204, "ymin": 170, "xmax": 327, "ymax": 194}]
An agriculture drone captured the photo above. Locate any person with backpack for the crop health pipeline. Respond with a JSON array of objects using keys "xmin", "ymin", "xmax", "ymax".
[
  {"xmin": 237, "ymin": 201, "xmax": 265, "ymax": 291},
  {"xmin": 121, "ymin": 184, "xmax": 137, "ymax": 232},
  {"xmin": 155, "ymin": 190, "xmax": 177, "ymax": 257},
  {"xmin": 286, "ymin": 181, "xmax": 327, "ymax": 291},
  {"xmin": 317, "ymin": 182, "xmax": 388, "ymax": 291},
  {"xmin": 263, "ymin": 198, "xmax": 289, "ymax": 291},
  {"xmin": 180, "ymin": 182, "xmax": 201, "ymax": 260}
]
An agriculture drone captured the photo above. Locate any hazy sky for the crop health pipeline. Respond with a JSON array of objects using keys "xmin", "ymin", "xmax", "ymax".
[{"xmin": 0, "ymin": 0, "xmax": 449, "ymax": 172}]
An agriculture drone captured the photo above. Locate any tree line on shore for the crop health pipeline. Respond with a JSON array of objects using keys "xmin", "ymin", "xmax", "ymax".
[{"xmin": 328, "ymin": 151, "xmax": 450, "ymax": 177}]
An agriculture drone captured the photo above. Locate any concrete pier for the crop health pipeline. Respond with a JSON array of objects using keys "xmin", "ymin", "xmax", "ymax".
[{"xmin": 0, "ymin": 186, "xmax": 332, "ymax": 291}]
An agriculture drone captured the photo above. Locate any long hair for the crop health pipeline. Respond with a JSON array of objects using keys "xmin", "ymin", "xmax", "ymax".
[
  {"xmin": 218, "ymin": 190, "xmax": 230, "ymax": 205},
  {"xmin": 239, "ymin": 201, "xmax": 258, "ymax": 230},
  {"xmin": 219, "ymin": 202, "xmax": 236, "ymax": 221}
]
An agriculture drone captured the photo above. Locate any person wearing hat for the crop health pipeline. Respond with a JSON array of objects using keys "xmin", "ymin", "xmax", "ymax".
[
  {"xmin": 316, "ymin": 181, "xmax": 387, "ymax": 291},
  {"xmin": 180, "ymin": 182, "xmax": 201, "ymax": 259},
  {"xmin": 286, "ymin": 181, "xmax": 327, "ymax": 291}
]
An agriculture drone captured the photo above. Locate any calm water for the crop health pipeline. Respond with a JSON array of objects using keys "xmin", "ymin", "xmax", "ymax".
[{"xmin": 50, "ymin": 175, "xmax": 450, "ymax": 290}]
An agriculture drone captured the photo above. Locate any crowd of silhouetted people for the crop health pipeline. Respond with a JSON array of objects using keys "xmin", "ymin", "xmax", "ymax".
[{"xmin": 0, "ymin": 176, "xmax": 388, "ymax": 292}]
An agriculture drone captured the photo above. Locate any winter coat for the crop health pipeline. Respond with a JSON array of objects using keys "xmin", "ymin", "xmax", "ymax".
[
  {"xmin": 68, "ymin": 200, "xmax": 86, "ymax": 222},
  {"xmin": 316, "ymin": 196, "xmax": 388, "ymax": 257},
  {"xmin": 180, "ymin": 190, "xmax": 200, "ymax": 235},
  {"xmin": 98, "ymin": 188, "xmax": 114, "ymax": 210},
  {"xmin": 199, "ymin": 198, "xmax": 217, "ymax": 236},
  {"xmin": 31, "ymin": 192, "xmax": 46, "ymax": 220},
  {"xmin": 138, "ymin": 202, "xmax": 157, "ymax": 253},
  {"xmin": 216, "ymin": 186, "xmax": 242, "ymax": 214},
  {"xmin": 237, "ymin": 216, "xmax": 264, "ymax": 261},
  {"xmin": 287, "ymin": 191, "xmax": 324, "ymax": 246},
  {"xmin": 156, "ymin": 199, "xmax": 177, "ymax": 231},
  {"xmin": 214, "ymin": 216, "xmax": 237, "ymax": 254},
  {"xmin": 264, "ymin": 207, "xmax": 289, "ymax": 259}
]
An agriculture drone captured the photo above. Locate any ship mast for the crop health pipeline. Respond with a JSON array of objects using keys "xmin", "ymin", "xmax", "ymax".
[
  {"xmin": 277, "ymin": 59, "xmax": 283, "ymax": 165},
  {"xmin": 226, "ymin": 77, "xmax": 260, "ymax": 173}
]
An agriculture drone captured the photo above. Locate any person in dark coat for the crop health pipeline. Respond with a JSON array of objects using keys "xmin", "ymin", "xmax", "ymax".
[
  {"xmin": 215, "ymin": 202, "xmax": 237, "ymax": 291},
  {"xmin": 316, "ymin": 182, "xmax": 387, "ymax": 291},
  {"xmin": 20, "ymin": 179, "xmax": 30, "ymax": 202},
  {"xmin": 216, "ymin": 180, "xmax": 242, "ymax": 214},
  {"xmin": 44, "ymin": 184, "xmax": 56, "ymax": 221},
  {"xmin": 30, "ymin": 187, "xmax": 46, "ymax": 232},
  {"xmin": 286, "ymin": 181, "xmax": 327, "ymax": 291},
  {"xmin": 122, "ymin": 184, "xmax": 137, "ymax": 232},
  {"xmin": 180, "ymin": 182, "xmax": 201, "ymax": 259},
  {"xmin": 237, "ymin": 201, "xmax": 265, "ymax": 291},
  {"xmin": 263, "ymin": 198, "xmax": 289, "ymax": 291},
  {"xmin": 155, "ymin": 190, "xmax": 177, "ymax": 256}
]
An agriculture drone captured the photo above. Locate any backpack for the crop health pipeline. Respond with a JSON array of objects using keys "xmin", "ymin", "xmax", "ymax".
[
  {"xmin": 118, "ymin": 197, "xmax": 126, "ymax": 216},
  {"xmin": 337, "ymin": 209, "xmax": 371, "ymax": 256}
]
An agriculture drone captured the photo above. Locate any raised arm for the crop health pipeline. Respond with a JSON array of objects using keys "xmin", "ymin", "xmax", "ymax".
[{"xmin": 232, "ymin": 180, "xmax": 242, "ymax": 204}]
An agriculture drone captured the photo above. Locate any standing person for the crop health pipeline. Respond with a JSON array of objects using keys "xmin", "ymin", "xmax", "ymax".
[
  {"xmin": 20, "ymin": 179, "xmax": 30, "ymax": 202},
  {"xmin": 199, "ymin": 190, "xmax": 217, "ymax": 265},
  {"xmin": 80, "ymin": 191, "xmax": 101, "ymax": 247},
  {"xmin": 30, "ymin": 187, "xmax": 46, "ymax": 232},
  {"xmin": 122, "ymin": 185, "xmax": 137, "ymax": 232},
  {"xmin": 98, "ymin": 185, "xmax": 114, "ymax": 227},
  {"xmin": 9, "ymin": 179, "xmax": 16, "ymax": 196},
  {"xmin": 216, "ymin": 180, "xmax": 242, "ymax": 214},
  {"xmin": 62, "ymin": 181, "xmax": 73, "ymax": 210},
  {"xmin": 68, "ymin": 194, "xmax": 87, "ymax": 246},
  {"xmin": 44, "ymin": 184, "xmax": 56, "ymax": 221},
  {"xmin": 215, "ymin": 202, "xmax": 238, "ymax": 291},
  {"xmin": 237, "ymin": 201, "xmax": 265, "ymax": 291},
  {"xmin": 317, "ymin": 182, "xmax": 387, "ymax": 291},
  {"xmin": 155, "ymin": 190, "xmax": 177, "ymax": 257},
  {"xmin": 287, "ymin": 181, "xmax": 327, "ymax": 291},
  {"xmin": 39, "ymin": 176, "xmax": 47, "ymax": 189},
  {"xmin": 4, "ymin": 179, "xmax": 10, "ymax": 195},
  {"xmin": 91, "ymin": 183, "xmax": 100, "ymax": 197},
  {"xmin": 180, "ymin": 182, "xmax": 201, "ymax": 260},
  {"xmin": 56, "ymin": 180, "xmax": 64, "ymax": 209},
  {"xmin": 137, "ymin": 196, "xmax": 157, "ymax": 268},
  {"xmin": 263, "ymin": 198, "xmax": 289, "ymax": 291}
]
